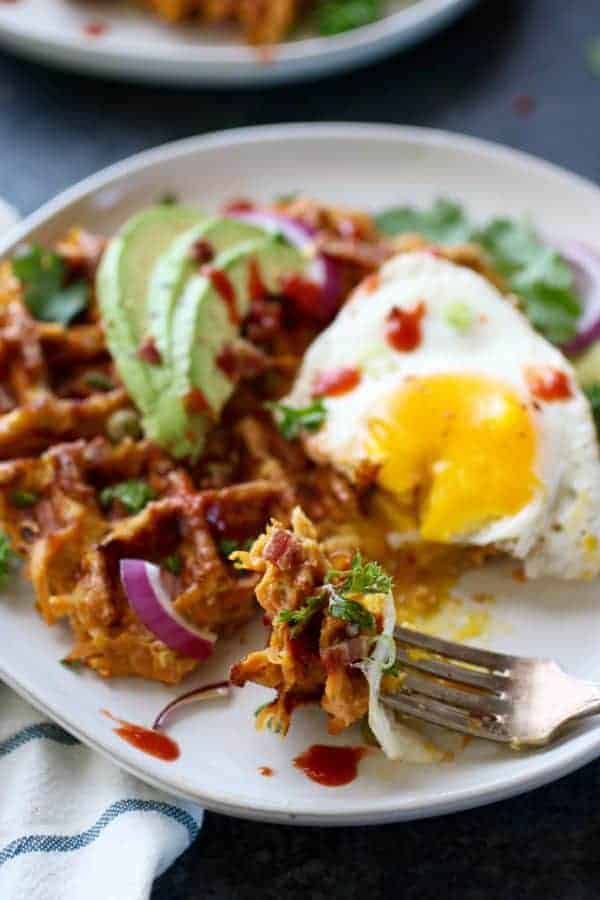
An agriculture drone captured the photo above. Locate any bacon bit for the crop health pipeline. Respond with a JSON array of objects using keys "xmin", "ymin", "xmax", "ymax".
[
  {"xmin": 512, "ymin": 94, "xmax": 536, "ymax": 117},
  {"xmin": 202, "ymin": 266, "xmax": 238, "ymax": 326},
  {"xmin": 263, "ymin": 528, "xmax": 302, "ymax": 570},
  {"xmin": 312, "ymin": 366, "xmax": 361, "ymax": 398},
  {"xmin": 385, "ymin": 301, "xmax": 426, "ymax": 352},
  {"xmin": 137, "ymin": 336, "xmax": 161, "ymax": 365},
  {"xmin": 83, "ymin": 20, "xmax": 107, "ymax": 35},
  {"xmin": 525, "ymin": 366, "xmax": 572, "ymax": 402},
  {"xmin": 222, "ymin": 198, "xmax": 254, "ymax": 215},
  {"xmin": 512, "ymin": 566, "xmax": 527, "ymax": 583},
  {"xmin": 247, "ymin": 257, "xmax": 267, "ymax": 302},
  {"xmin": 259, "ymin": 766, "xmax": 274, "ymax": 776},
  {"xmin": 184, "ymin": 388, "xmax": 212, "ymax": 415},
  {"xmin": 216, "ymin": 339, "xmax": 268, "ymax": 381},
  {"xmin": 280, "ymin": 274, "xmax": 325, "ymax": 322},
  {"xmin": 246, "ymin": 296, "xmax": 282, "ymax": 341},
  {"xmin": 191, "ymin": 239, "xmax": 214, "ymax": 264}
]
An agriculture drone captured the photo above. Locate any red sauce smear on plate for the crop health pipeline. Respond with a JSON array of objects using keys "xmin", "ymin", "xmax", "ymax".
[
  {"xmin": 259, "ymin": 766, "xmax": 274, "ymax": 777},
  {"xmin": 385, "ymin": 301, "xmax": 426, "ymax": 352},
  {"xmin": 293, "ymin": 744, "xmax": 366, "ymax": 787},
  {"xmin": 312, "ymin": 366, "xmax": 361, "ymax": 398},
  {"xmin": 83, "ymin": 20, "xmax": 107, "ymax": 35},
  {"xmin": 526, "ymin": 366, "xmax": 572, "ymax": 402},
  {"xmin": 203, "ymin": 266, "xmax": 239, "ymax": 325},
  {"xmin": 102, "ymin": 711, "xmax": 180, "ymax": 762}
]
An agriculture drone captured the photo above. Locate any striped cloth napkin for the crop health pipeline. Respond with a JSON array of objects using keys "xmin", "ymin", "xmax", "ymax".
[{"xmin": 0, "ymin": 199, "xmax": 203, "ymax": 899}]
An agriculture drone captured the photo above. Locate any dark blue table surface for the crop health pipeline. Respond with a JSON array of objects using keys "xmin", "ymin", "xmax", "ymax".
[{"xmin": 1, "ymin": 0, "xmax": 599, "ymax": 896}]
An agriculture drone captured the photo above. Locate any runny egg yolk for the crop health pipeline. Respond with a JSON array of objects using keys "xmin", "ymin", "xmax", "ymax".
[{"xmin": 366, "ymin": 374, "xmax": 539, "ymax": 542}]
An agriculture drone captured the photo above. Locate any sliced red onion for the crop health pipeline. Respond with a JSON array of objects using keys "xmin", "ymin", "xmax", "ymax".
[
  {"xmin": 120, "ymin": 559, "xmax": 216, "ymax": 661},
  {"xmin": 556, "ymin": 241, "xmax": 600, "ymax": 354},
  {"xmin": 152, "ymin": 681, "xmax": 230, "ymax": 730},
  {"xmin": 229, "ymin": 210, "xmax": 341, "ymax": 320}
]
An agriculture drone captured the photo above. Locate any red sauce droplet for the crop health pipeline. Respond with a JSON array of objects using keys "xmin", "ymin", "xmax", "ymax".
[
  {"xmin": 184, "ymin": 387, "xmax": 212, "ymax": 415},
  {"xmin": 247, "ymin": 257, "xmax": 267, "ymax": 302},
  {"xmin": 312, "ymin": 366, "xmax": 361, "ymax": 398},
  {"xmin": 259, "ymin": 765, "xmax": 274, "ymax": 777},
  {"xmin": 222, "ymin": 198, "xmax": 254, "ymax": 214},
  {"xmin": 293, "ymin": 744, "xmax": 366, "ymax": 787},
  {"xmin": 103, "ymin": 712, "xmax": 179, "ymax": 762},
  {"xmin": 385, "ymin": 301, "xmax": 426, "ymax": 352},
  {"xmin": 280, "ymin": 274, "xmax": 326, "ymax": 321},
  {"xmin": 526, "ymin": 366, "xmax": 572, "ymax": 402},
  {"xmin": 83, "ymin": 20, "xmax": 107, "ymax": 35},
  {"xmin": 202, "ymin": 266, "xmax": 238, "ymax": 325},
  {"xmin": 192, "ymin": 239, "xmax": 214, "ymax": 264},
  {"xmin": 137, "ymin": 336, "xmax": 161, "ymax": 365}
]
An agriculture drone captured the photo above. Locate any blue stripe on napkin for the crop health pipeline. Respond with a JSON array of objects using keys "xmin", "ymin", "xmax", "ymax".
[
  {"xmin": 0, "ymin": 723, "xmax": 79, "ymax": 759},
  {"xmin": 0, "ymin": 799, "xmax": 200, "ymax": 868}
]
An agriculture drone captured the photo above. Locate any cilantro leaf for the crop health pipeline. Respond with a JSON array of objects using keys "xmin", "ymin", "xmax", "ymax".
[
  {"xmin": 218, "ymin": 537, "xmax": 254, "ymax": 558},
  {"xmin": 99, "ymin": 479, "xmax": 155, "ymax": 514},
  {"xmin": 375, "ymin": 199, "xmax": 582, "ymax": 344},
  {"xmin": 12, "ymin": 245, "xmax": 89, "ymax": 326},
  {"xmin": 328, "ymin": 595, "xmax": 376, "ymax": 633},
  {"xmin": 317, "ymin": 0, "xmax": 379, "ymax": 35},
  {"xmin": 326, "ymin": 552, "xmax": 393, "ymax": 595},
  {"xmin": 0, "ymin": 531, "xmax": 17, "ymax": 585},
  {"xmin": 376, "ymin": 199, "xmax": 473, "ymax": 243},
  {"xmin": 266, "ymin": 398, "xmax": 326, "ymax": 440},
  {"xmin": 163, "ymin": 553, "xmax": 182, "ymax": 575},
  {"xmin": 584, "ymin": 384, "xmax": 600, "ymax": 435},
  {"xmin": 277, "ymin": 594, "xmax": 325, "ymax": 636},
  {"xmin": 10, "ymin": 490, "xmax": 38, "ymax": 508}
]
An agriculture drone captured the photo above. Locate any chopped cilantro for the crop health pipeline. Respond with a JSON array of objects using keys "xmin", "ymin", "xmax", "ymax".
[
  {"xmin": 326, "ymin": 552, "xmax": 392, "ymax": 596},
  {"xmin": 60, "ymin": 658, "xmax": 82, "ymax": 670},
  {"xmin": 376, "ymin": 199, "xmax": 472, "ymax": 244},
  {"xmin": 10, "ymin": 490, "xmax": 38, "ymax": 508},
  {"xmin": 277, "ymin": 594, "xmax": 325, "ymax": 636},
  {"xmin": 218, "ymin": 537, "xmax": 254, "ymax": 558},
  {"xmin": 328, "ymin": 595, "xmax": 376, "ymax": 632},
  {"xmin": 84, "ymin": 371, "xmax": 114, "ymax": 391},
  {"xmin": 266, "ymin": 398, "xmax": 327, "ymax": 440},
  {"xmin": 375, "ymin": 199, "xmax": 582, "ymax": 344},
  {"xmin": 12, "ymin": 245, "xmax": 89, "ymax": 326},
  {"xmin": 584, "ymin": 384, "xmax": 600, "ymax": 435},
  {"xmin": 0, "ymin": 531, "xmax": 17, "ymax": 585},
  {"xmin": 163, "ymin": 553, "xmax": 182, "ymax": 575},
  {"xmin": 444, "ymin": 301, "xmax": 475, "ymax": 333},
  {"xmin": 316, "ymin": 0, "xmax": 379, "ymax": 34},
  {"xmin": 99, "ymin": 479, "xmax": 155, "ymax": 514}
]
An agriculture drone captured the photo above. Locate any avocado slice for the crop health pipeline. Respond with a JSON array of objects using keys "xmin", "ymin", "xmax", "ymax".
[
  {"xmin": 147, "ymin": 217, "xmax": 273, "ymax": 367},
  {"xmin": 146, "ymin": 232, "xmax": 304, "ymax": 459},
  {"xmin": 96, "ymin": 205, "xmax": 204, "ymax": 416}
]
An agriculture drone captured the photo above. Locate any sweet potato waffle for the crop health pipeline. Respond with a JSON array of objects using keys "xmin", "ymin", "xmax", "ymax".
[{"xmin": 0, "ymin": 200, "xmax": 500, "ymax": 687}]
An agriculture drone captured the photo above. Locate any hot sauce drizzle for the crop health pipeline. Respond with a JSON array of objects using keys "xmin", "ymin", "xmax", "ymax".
[
  {"xmin": 184, "ymin": 388, "xmax": 212, "ymax": 415},
  {"xmin": 203, "ymin": 266, "xmax": 239, "ymax": 325},
  {"xmin": 385, "ymin": 301, "xmax": 426, "ymax": 352},
  {"xmin": 280, "ymin": 274, "xmax": 326, "ymax": 321},
  {"xmin": 526, "ymin": 366, "xmax": 572, "ymax": 402},
  {"xmin": 247, "ymin": 257, "xmax": 267, "ymax": 302},
  {"xmin": 293, "ymin": 744, "xmax": 366, "ymax": 787},
  {"xmin": 103, "ymin": 711, "xmax": 180, "ymax": 762},
  {"xmin": 312, "ymin": 366, "xmax": 361, "ymax": 398}
]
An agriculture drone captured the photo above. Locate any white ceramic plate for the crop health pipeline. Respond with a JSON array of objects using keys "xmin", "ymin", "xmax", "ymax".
[
  {"xmin": 2, "ymin": 124, "xmax": 600, "ymax": 826},
  {"xmin": 0, "ymin": 0, "xmax": 475, "ymax": 86}
]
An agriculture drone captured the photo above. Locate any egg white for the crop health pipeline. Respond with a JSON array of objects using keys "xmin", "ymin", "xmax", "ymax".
[{"xmin": 286, "ymin": 252, "xmax": 600, "ymax": 579}]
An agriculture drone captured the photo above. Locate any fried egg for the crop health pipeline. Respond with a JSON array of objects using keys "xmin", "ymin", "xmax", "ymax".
[{"xmin": 285, "ymin": 252, "xmax": 600, "ymax": 579}]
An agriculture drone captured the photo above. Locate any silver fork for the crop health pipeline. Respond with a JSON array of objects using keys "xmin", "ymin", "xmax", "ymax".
[{"xmin": 381, "ymin": 626, "xmax": 600, "ymax": 746}]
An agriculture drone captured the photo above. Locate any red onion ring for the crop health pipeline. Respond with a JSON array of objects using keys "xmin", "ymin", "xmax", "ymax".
[
  {"xmin": 229, "ymin": 210, "xmax": 341, "ymax": 320},
  {"xmin": 120, "ymin": 559, "xmax": 216, "ymax": 661},
  {"xmin": 152, "ymin": 681, "xmax": 230, "ymax": 730},
  {"xmin": 557, "ymin": 241, "xmax": 600, "ymax": 354}
]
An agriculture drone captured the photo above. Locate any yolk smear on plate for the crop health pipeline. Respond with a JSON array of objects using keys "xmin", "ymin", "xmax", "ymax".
[{"xmin": 367, "ymin": 374, "xmax": 539, "ymax": 542}]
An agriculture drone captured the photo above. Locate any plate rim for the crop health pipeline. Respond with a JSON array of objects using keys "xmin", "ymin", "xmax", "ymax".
[{"xmin": 2, "ymin": 122, "xmax": 600, "ymax": 825}]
